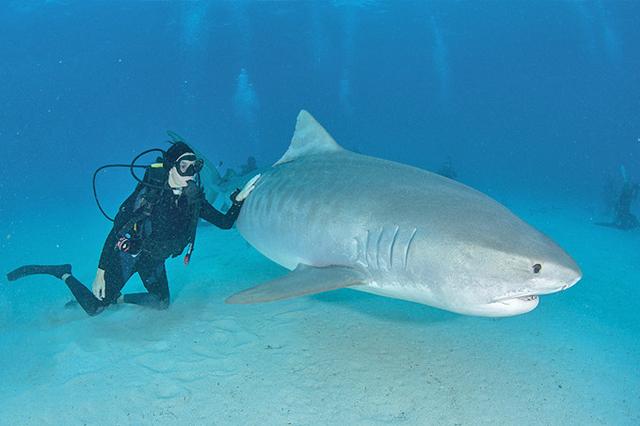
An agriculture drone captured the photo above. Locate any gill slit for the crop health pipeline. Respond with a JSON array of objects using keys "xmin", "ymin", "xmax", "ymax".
[
  {"xmin": 375, "ymin": 227, "xmax": 384, "ymax": 270},
  {"xmin": 389, "ymin": 225, "xmax": 400, "ymax": 269},
  {"xmin": 403, "ymin": 228, "xmax": 418, "ymax": 270},
  {"xmin": 364, "ymin": 229, "xmax": 370, "ymax": 267}
]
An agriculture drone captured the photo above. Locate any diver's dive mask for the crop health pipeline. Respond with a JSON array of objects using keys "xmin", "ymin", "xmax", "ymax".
[{"xmin": 175, "ymin": 153, "xmax": 204, "ymax": 177}]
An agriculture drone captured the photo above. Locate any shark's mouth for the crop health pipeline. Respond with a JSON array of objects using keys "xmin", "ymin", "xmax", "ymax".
[
  {"xmin": 494, "ymin": 294, "xmax": 539, "ymax": 307},
  {"xmin": 475, "ymin": 294, "xmax": 541, "ymax": 317},
  {"xmin": 492, "ymin": 293, "xmax": 540, "ymax": 304},
  {"xmin": 481, "ymin": 280, "xmax": 582, "ymax": 316}
]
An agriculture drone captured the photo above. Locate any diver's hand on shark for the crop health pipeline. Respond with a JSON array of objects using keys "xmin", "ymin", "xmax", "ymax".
[
  {"xmin": 235, "ymin": 174, "xmax": 261, "ymax": 202},
  {"xmin": 92, "ymin": 268, "xmax": 106, "ymax": 300}
]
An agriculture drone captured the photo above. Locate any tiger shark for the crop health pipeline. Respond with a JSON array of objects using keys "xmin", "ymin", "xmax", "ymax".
[{"xmin": 227, "ymin": 110, "xmax": 582, "ymax": 317}]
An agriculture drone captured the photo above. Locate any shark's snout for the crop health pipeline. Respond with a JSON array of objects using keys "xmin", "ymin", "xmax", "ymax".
[
  {"xmin": 526, "ymin": 237, "xmax": 582, "ymax": 296},
  {"xmin": 490, "ymin": 254, "xmax": 582, "ymax": 313},
  {"xmin": 551, "ymin": 251, "xmax": 582, "ymax": 291},
  {"xmin": 564, "ymin": 265, "xmax": 582, "ymax": 290}
]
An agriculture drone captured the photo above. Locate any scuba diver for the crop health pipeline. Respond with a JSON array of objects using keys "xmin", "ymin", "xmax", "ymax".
[
  {"xmin": 6, "ymin": 141, "xmax": 261, "ymax": 316},
  {"xmin": 596, "ymin": 165, "xmax": 639, "ymax": 230},
  {"xmin": 600, "ymin": 180, "xmax": 640, "ymax": 230}
]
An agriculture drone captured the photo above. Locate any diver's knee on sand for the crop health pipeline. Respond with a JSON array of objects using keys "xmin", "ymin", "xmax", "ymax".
[{"xmin": 61, "ymin": 273, "xmax": 112, "ymax": 316}]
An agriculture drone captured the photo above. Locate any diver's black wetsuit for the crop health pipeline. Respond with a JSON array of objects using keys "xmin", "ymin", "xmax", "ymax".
[{"xmin": 62, "ymin": 167, "xmax": 243, "ymax": 316}]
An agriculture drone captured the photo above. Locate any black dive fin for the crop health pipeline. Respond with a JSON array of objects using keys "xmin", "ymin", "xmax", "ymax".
[
  {"xmin": 226, "ymin": 264, "xmax": 367, "ymax": 304},
  {"xmin": 6, "ymin": 264, "xmax": 71, "ymax": 281}
]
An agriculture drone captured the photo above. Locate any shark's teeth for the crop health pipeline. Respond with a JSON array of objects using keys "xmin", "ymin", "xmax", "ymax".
[
  {"xmin": 493, "ymin": 292, "xmax": 538, "ymax": 303},
  {"xmin": 517, "ymin": 295, "xmax": 538, "ymax": 302}
]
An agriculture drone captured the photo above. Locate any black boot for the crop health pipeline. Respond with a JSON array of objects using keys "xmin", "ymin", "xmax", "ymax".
[{"xmin": 6, "ymin": 264, "xmax": 72, "ymax": 281}]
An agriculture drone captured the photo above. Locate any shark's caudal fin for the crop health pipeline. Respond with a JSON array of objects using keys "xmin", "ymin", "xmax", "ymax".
[
  {"xmin": 225, "ymin": 264, "xmax": 367, "ymax": 304},
  {"xmin": 274, "ymin": 110, "xmax": 345, "ymax": 166}
]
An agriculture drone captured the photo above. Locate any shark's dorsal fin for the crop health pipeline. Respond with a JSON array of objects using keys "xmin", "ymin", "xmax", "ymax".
[{"xmin": 274, "ymin": 110, "xmax": 344, "ymax": 166}]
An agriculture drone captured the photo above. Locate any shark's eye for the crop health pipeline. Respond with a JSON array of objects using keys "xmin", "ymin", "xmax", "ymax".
[{"xmin": 533, "ymin": 264, "xmax": 542, "ymax": 274}]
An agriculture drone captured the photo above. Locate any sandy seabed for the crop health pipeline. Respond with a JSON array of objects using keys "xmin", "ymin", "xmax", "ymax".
[{"xmin": 0, "ymin": 200, "xmax": 638, "ymax": 425}]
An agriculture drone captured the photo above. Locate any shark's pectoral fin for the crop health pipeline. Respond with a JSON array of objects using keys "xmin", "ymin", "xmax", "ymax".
[{"xmin": 225, "ymin": 264, "xmax": 367, "ymax": 304}]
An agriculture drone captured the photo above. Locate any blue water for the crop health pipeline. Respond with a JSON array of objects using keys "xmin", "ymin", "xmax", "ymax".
[{"xmin": 0, "ymin": 2, "xmax": 638, "ymax": 425}]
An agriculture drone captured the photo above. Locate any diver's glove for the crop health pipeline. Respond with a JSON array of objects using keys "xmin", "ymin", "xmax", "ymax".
[
  {"xmin": 230, "ymin": 189, "xmax": 242, "ymax": 205},
  {"xmin": 234, "ymin": 174, "xmax": 261, "ymax": 203},
  {"xmin": 92, "ymin": 268, "xmax": 106, "ymax": 300}
]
